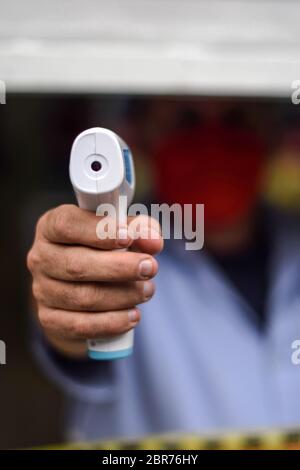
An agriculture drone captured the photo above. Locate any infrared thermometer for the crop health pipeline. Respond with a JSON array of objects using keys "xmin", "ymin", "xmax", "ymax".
[{"xmin": 69, "ymin": 127, "xmax": 135, "ymax": 360}]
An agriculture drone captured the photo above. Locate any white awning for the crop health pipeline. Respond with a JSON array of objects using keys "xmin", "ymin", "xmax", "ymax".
[{"xmin": 0, "ymin": 0, "xmax": 299, "ymax": 96}]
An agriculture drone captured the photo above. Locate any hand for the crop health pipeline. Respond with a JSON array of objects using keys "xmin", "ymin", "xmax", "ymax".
[{"xmin": 27, "ymin": 204, "xmax": 163, "ymax": 358}]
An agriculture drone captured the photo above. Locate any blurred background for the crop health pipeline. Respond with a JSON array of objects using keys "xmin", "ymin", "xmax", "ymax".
[{"xmin": 1, "ymin": 0, "xmax": 300, "ymax": 449}]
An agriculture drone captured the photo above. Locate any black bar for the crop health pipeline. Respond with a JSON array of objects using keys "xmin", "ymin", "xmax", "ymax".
[{"xmin": 0, "ymin": 450, "xmax": 298, "ymax": 465}]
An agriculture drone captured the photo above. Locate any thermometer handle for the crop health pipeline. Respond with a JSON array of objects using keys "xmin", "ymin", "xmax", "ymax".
[{"xmin": 86, "ymin": 201, "xmax": 134, "ymax": 360}]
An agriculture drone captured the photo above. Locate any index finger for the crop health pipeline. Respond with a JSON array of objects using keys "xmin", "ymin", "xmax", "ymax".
[
  {"xmin": 38, "ymin": 205, "xmax": 164, "ymax": 254},
  {"xmin": 39, "ymin": 204, "xmax": 130, "ymax": 250}
]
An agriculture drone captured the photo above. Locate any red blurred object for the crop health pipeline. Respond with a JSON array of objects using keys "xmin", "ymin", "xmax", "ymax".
[{"xmin": 153, "ymin": 121, "xmax": 265, "ymax": 230}]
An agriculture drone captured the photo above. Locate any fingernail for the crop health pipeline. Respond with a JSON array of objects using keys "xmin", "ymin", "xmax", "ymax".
[
  {"xmin": 128, "ymin": 309, "xmax": 139, "ymax": 322},
  {"xmin": 143, "ymin": 280, "xmax": 154, "ymax": 299},
  {"xmin": 139, "ymin": 259, "xmax": 153, "ymax": 278},
  {"xmin": 118, "ymin": 228, "xmax": 130, "ymax": 247}
]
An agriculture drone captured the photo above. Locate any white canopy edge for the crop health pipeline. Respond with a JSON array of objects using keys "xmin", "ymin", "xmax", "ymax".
[{"xmin": 0, "ymin": 0, "xmax": 299, "ymax": 97}]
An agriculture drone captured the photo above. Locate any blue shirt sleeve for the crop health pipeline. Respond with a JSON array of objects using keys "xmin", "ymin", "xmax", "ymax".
[{"xmin": 32, "ymin": 326, "xmax": 117, "ymax": 404}]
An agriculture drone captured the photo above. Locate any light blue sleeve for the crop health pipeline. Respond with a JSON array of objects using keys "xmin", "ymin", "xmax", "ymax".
[{"xmin": 32, "ymin": 326, "xmax": 117, "ymax": 404}]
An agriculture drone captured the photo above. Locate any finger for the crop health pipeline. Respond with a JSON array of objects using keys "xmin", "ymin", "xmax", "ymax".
[
  {"xmin": 36, "ymin": 241, "xmax": 158, "ymax": 282},
  {"xmin": 38, "ymin": 305, "xmax": 141, "ymax": 340},
  {"xmin": 39, "ymin": 205, "xmax": 133, "ymax": 250},
  {"xmin": 34, "ymin": 276, "xmax": 155, "ymax": 312},
  {"xmin": 128, "ymin": 215, "xmax": 164, "ymax": 255},
  {"xmin": 39, "ymin": 206, "xmax": 164, "ymax": 254}
]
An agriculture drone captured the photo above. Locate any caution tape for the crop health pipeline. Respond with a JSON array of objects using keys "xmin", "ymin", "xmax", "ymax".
[{"xmin": 42, "ymin": 428, "xmax": 300, "ymax": 450}]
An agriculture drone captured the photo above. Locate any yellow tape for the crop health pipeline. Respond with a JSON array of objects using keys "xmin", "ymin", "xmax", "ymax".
[{"xmin": 40, "ymin": 428, "xmax": 300, "ymax": 450}]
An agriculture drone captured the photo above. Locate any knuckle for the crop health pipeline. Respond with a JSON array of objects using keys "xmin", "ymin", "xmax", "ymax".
[
  {"xmin": 36, "ymin": 212, "xmax": 47, "ymax": 236},
  {"xmin": 55, "ymin": 283, "xmax": 74, "ymax": 310},
  {"xmin": 76, "ymin": 284, "xmax": 96, "ymax": 310},
  {"xmin": 26, "ymin": 248, "xmax": 40, "ymax": 273},
  {"xmin": 26, "ymin": 249, "xmax": 34, "ymax": 272},
  {"xmin": 53, "ymin": 205, "xmax": 74, "ymax": 241},
  {"xmin": 65, "ymin": 253, "xmax": 85, "ymax": 280}
]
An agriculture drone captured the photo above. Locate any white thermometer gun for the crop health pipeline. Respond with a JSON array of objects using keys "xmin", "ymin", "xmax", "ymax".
[{"xmin": 69, "ymin": 128, "xmax": 135, "ymax": 360}]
